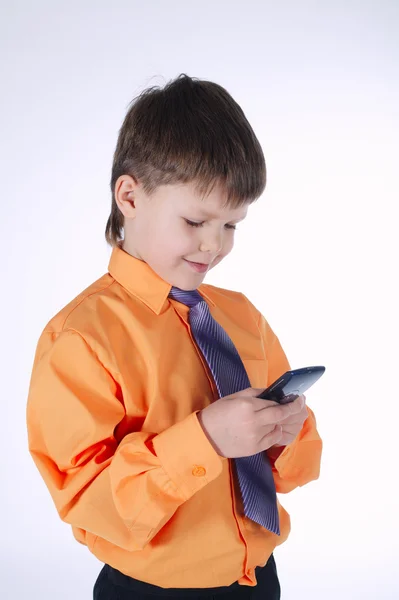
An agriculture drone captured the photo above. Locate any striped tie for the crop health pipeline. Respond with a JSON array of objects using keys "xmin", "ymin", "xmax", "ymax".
[{"xmin": 169, "ymin": 286, "xmax": 279, "ymax": 535}]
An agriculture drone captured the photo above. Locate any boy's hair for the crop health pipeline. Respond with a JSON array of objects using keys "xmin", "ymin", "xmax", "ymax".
[{"xmin": 106, "ymin": 74, "xmax": 266, "ymax": 246}]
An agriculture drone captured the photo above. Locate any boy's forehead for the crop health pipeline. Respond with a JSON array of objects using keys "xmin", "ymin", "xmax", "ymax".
[
  {"xmin": 188, "ymin": 185, "xmax": 248, "ymax": 219},
  {"xmin": 158, "ymin": 181, "xmax": 249, "ymax": 220},
  {"xmin": 193, "ymin": 203, "xmax": 247, "ymax": 220}
]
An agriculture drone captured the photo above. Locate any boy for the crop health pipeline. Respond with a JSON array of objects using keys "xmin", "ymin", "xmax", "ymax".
[{"xmin": 26, "ymin": 74, "xmax": 322, "ymax": 599}]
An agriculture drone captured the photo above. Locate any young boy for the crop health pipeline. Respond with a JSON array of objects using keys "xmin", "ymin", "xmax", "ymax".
[{"xmin": 26, "ymin": 74, "xmax": 322, "ymax": 599}]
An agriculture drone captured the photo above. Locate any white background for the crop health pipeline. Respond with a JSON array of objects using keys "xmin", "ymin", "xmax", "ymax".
[{"xmin": 1, "ymin": 1, "xmax": 398, "ymax": 598}]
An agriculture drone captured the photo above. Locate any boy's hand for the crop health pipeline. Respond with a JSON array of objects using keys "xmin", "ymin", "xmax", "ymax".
[
  {"xmin": 270, "ymin": 394, "xmax": 308, "ymax": 447},
  {"xmin": 197, "ymin": 388, "xmax": 306, "ymax": 459}
]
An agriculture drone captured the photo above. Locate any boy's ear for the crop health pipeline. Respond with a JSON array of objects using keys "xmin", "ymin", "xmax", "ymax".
[{"xmin": 114, "ymin": 175, "xmax": 139, "ymax": 218}]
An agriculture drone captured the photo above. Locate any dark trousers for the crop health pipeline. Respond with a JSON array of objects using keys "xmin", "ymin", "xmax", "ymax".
[{"xmin": 93, "ymin": 554, "xmax": 280, "ymax": 600}]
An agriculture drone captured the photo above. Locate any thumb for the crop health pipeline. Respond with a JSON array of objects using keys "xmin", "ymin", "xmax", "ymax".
[
  {"xmin": 252, "ymin": 387, "xmax": 274, "ymax": 398},
  {"xmin": 240, "ymin": 387, "xmax": 266, "ymax": 397},
  {"xmin": 239, "ymin": 388, "xmax": 279, "ymax": 409},
  {"xmin": 245, "ymin": 387, "xmax": 279, "ymax": 402}
]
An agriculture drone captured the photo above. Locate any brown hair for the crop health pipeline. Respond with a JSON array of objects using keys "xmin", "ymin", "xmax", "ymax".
[{"xmin": 105, "ymin": 74, "xmax": 266, "ymax": 246}]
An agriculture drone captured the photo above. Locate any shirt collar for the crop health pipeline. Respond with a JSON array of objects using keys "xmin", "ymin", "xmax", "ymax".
[{"xmin": 108, "ymin": 246, "xmax": 215, "ymax": 315}]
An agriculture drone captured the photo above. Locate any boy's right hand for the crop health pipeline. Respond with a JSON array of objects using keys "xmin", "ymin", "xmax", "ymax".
[{"xmin": 197, "ymin": 387, "xmax": 304, "ymax": 458}]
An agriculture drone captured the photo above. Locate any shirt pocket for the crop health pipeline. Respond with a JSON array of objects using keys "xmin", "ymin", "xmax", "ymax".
[{"xmin": 242, "ymin": 358, "xmax": 269, "ymax": 390}]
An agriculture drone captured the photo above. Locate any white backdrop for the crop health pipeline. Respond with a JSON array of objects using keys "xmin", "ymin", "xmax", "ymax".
[{"xmin": 1, "ymin": 1, "xmax": 398, "ymax": 598}]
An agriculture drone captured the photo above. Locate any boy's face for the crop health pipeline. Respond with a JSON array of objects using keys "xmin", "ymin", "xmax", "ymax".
[{"xmin": 116, "ymin": 177, "xmax": 249, "ymax": 290}]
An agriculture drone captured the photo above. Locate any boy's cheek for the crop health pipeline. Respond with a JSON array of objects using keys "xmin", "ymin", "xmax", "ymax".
[{"xmin": 210, "ymin": 255, "xmax": 225, "ymax": 269}]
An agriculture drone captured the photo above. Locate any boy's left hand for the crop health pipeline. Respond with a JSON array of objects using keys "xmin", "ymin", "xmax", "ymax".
[{"xmin": 271, "ymin": 394, "xmax": 308, "ymax": 448}]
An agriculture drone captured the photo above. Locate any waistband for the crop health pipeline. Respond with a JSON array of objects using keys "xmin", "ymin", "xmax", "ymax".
[{"xmin": 105, "ymin": 555, "xmax": 275, "ymax": 597}]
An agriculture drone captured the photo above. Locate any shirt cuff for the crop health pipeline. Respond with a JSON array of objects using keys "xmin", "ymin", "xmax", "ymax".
[{"xmin": 152, "ymin": 411, "xmax": 225, "ymax": 500}]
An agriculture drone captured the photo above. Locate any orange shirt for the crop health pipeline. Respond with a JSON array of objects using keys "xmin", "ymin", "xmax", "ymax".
[{"xmin": 26, "ymin": 246, "xmax": 322, "ymax": 589}]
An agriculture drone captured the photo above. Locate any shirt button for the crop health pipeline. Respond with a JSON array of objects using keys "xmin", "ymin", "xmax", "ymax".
[{"xmin": 192, "ymin": 466, "xmax": 206, "ymax": 477}]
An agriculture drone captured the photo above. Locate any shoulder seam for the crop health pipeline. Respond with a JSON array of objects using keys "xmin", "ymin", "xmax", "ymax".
[
  {"xmin": 43, "ymin": 327, "xmax": 118, "ymax": 376},
  {"xmin": 60, "ymin": 278, "xmax": 116, "ymax": 331}
]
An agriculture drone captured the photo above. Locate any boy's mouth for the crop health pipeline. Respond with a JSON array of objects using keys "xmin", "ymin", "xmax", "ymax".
[{"xmin": 184, "ymin": 259, "xmax": 210, "ymax": 273}]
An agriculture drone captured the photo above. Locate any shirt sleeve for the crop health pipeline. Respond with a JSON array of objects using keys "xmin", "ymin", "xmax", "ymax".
[
  {"xmin": 26, "ymin": 328, "xmax": 224, "ymax": 551},
  {"xmin": 256, "ymin": 311, "xmax": 323, "ymax": 494}
]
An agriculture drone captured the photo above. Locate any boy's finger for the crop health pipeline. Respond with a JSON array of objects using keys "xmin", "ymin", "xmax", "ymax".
[
  {"xmin": 258, "ymin": 401, "xmax": 303, "ymax": 426},
  {"xmin": 252, "ymin": 397, "xmax": 279, "ymax": 410},
  {"xmin": 241, "ymin": 388, "xmax": 279, "ymax": 406},
  {"xmin": 239, "ymin": 387, "xmax": 264, "ymax": 396}
]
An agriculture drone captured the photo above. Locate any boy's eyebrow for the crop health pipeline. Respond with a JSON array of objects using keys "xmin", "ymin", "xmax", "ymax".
[{"xmin": 194, "ymin": 209, "xmax": 247, "ymax": 222}]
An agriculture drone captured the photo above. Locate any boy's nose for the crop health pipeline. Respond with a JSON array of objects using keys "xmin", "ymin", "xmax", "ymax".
[{"xmin": 199, "ymin": 231, "xmax": 223, "ymax": 255}]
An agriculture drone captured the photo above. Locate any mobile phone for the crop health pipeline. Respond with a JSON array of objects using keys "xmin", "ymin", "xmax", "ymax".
[{"xmin": 256, "ymin": 366, "xmax": 325, "ymax": 404}]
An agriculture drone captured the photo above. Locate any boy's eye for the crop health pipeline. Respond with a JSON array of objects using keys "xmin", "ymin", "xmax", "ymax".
[
  {"xmin": 185, "ymin": 219, "xmax": 204, "ymax": 228},
  {"xmin": 184, "ymin": 219, "xmax": 237, "ymax": 230}
]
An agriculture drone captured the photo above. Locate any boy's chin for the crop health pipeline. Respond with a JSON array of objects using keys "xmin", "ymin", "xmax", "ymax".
[
  {"xmin": 167, "ymin": 268, "xmax": 207, "ymax": 291},
  {"xmin": 174, "ymin": 277, "xmax": 206, "ymax": 291}
]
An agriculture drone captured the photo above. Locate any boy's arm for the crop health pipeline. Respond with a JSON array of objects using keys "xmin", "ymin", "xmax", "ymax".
[
  {"xmin": 26, "ymin": 329, "xmax": 224, "ymax": 552},
  {"xmin": 256, "ymin": 310, "xmax": 323, "ymax": 493}
]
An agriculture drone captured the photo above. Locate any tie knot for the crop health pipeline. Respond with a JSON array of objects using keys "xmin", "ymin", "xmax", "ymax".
[{"xmin": 168, "ymin": 286, "xmax": 204, "ymax": 308}]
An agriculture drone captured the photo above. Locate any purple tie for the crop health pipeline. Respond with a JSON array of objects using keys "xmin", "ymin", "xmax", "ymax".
[{"xmin": 169, "ymin": 286, "xmax": 279, "ymax": 535}]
